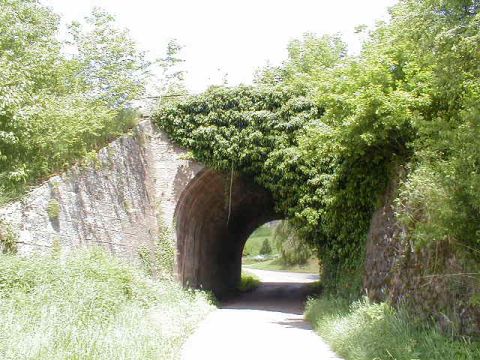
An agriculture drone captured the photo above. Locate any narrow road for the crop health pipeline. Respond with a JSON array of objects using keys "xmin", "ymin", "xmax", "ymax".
[{"xmin": 181, "ymin": 268, "xmax": 342, "ymax": 360}]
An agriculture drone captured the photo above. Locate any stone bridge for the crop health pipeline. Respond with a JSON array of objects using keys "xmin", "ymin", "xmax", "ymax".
[{"xmin": 0, "ymin": 120, "xmax": 277, "ymax": 296}]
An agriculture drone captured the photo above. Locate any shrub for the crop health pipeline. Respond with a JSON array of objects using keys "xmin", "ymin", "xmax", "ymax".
[
  {"xmin": 237, "ymin": 273, "xmax": 261, "ymax": 292},
  {"xmin": 0, "ymin": 220, "xmax": 17, "ymax": 254},
  {"xmin": 274, "ymin": 220, "xmax": 312, "ymax": 265},
  {"xmin": 259, "ymin": 239, "xmax": 272, "ymax": 255},
  {"xmin": 47, "ymin": 199, "xmax": 61, "ymax": 220},
  {"xmin": 305, "ymin": 296, "xmax": 480, "ymax": 360}
]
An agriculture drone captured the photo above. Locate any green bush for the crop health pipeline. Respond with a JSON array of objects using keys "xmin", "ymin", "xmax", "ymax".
[
  {"xmin": 0, "ymin": 2, "xmax": 147, "ymax": 203},
  {"xmin": 138, "ymin": 218, "xmax": 176, "ymax": 279},
  {"xmin": 0, "ymin": 221, "xmax": 17, "ymax": 254},
  {"xmin": 243, "ymin": 224, "xmax": 278, "ymax": 257},
  {"xmin": 259, "ymin": 239, "xmax": 272, "ymax": 255},
  {"xmin": 237, "ymin": 273, "xmax": 261, "ymax": 292},
  {"xmin": 46, "ymin": 199, "xmax": 61, "ymax": 220},
  {"xmin": 0, "ymin": 248, "xmax": 213, "ymax": 359},
  {"xmin": 274, "ymin": 220, "xmax": 312, "ymax": 266},
  {"xmin": 305, "ymin": 296, "xmax": 480, "ymax": 360}
]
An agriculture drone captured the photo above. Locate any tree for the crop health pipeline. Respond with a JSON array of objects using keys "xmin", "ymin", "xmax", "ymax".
[
  {"xmin": 259, "ymin": 239, "xmax": 272, "ymax": 256},
  {"xmin": 157, "ymin": 39, "xmax": 187, "ymax": 95},
  {"xmin": 274, "ymin": 221, "xmax": 311, "ymax": 265},
  {"xmin": 68, "ymin": 7, "xmax": 150, "ymax": 108},
  {"xmin": 254, "ymin": 33, "xmax": 347, "ymax": 94},
  {"xmin": 0, "ymin": 0, "xmax": 62, "ymax": 193},
  {"xmin": 0, "ymin": 2, "xmax": 151, "ymax": 202}
]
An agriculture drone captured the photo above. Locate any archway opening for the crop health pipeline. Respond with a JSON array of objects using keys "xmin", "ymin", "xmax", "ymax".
[
  {"xmin": 241, "ymin": 221, "xmax": 280, "ymax": 269},
  {"xmin": 241, "ymin": 220, "xmax": 320, "ymax": 275},
  {"xmin": 174, "ymin": 169, "xmax": 278, "ymax": 296}
]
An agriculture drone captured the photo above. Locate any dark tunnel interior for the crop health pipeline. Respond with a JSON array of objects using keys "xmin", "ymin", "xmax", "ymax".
[{"xmin": 175, "ymin": 169, "xmax": 279, "ymax": 296}]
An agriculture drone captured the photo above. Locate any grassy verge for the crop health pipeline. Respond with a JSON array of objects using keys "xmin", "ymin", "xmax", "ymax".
[
  {"xmin": 243, "ymin": 257, "xmax": 320, "ymax": 273},
  {"xmin": 0, "ymin": 248, "xmax": 214, "ymax": 360},
  {"xmin": 305, "ymin": 296, "xmax": 480, "ymax": 360}
]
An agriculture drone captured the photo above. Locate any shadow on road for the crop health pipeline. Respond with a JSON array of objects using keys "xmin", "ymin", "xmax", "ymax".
[{"xmin": 221, "ymin": 281, "xmax": 319, "ymax": 315}]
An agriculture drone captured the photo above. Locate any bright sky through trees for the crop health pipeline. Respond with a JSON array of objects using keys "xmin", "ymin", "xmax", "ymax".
[{"xmin": 43, "ymin": 0, "xmax": 397, "ymax": 92}]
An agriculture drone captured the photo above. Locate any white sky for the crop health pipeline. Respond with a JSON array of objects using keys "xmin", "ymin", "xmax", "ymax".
[{"xmin": 43, "ymin": 0, "xmax": 398, "ymax": 93}]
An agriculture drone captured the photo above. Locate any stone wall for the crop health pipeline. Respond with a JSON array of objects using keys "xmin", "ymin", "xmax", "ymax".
[
  {"xmin": 0, "ymin": 120, "xmax": 201, "ymax": 261},
  {"xmin": 0, "ymin": 117, "xmax": 277, "ymax": 296},
  {"xmin": 364, "ymin": 170, "xmax": 480, "ymax": 336}
]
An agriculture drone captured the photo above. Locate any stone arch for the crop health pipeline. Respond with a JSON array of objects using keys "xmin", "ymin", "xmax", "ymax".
[{"xmin": 175, "ymin": 168, "xmax": 278, "ymax": 296}]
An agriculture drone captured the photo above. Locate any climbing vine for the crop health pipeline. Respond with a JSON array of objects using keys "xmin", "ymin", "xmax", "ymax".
[
  {"xmin": 155, "ymin": 1, "xmax": 480, "ymax": 298},
  {"xmin": 154, "ymin": 85, "xmax": 404, "ymax": 297}
]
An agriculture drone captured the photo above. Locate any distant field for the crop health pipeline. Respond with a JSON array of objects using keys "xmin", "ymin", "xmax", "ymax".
[
  {"xmin": 243, "ymin": 222, "xmax": 319, "ymax": 273},
  {"xmin": 243, "ymin": 223, "xmax": 319, "ymax": 273},
  {"xmin": 243, "ymin": 224, "xmax": 278, "ymax": 257}
]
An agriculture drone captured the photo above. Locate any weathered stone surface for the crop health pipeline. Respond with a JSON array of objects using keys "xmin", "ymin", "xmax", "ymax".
[
  {"xmin": 365, "ymin": 168, "xmax": 480, "ymax": 335},
  {"xmin": 3, "ymin": 118, "xmax": 477, "ymax": 324},
  {"xmin": 364, "ymin": 175, "xmax": 406, "ymax": 302},
  {"xmin": 0, "ymin": 120, "xmax": 199, "ymax": 261},
  {"xmin": 0, "ymin": 119, "xmax": 277, "ymax": 296}
]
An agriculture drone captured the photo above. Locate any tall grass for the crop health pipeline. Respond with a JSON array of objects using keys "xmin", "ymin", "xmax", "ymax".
[
  {"xmin": 305, "ymin": 296, "xmax": 480, "ymax": 360},
  {"xmin": 0, "ymin": 248, "xmax": 213, "ymax": 359}
]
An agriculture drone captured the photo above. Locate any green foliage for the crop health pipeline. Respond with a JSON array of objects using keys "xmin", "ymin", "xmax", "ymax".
[
  {"xmin": 155, "ymin": 219, "xmax": 176, "ymax": 278},
  {"xmin": 156, "ymin": 39, "xmax": 188, "ymax": 96},
  {"xmin": 255, "ymin": 33, "xmax": 347, "ymax": 93},
  {"xmin": 0, "ymin": 248, "xmax": 213, "ymax": 359},
  {"xmin": 154, "ymin": 85, "xmax": 326, "ymax": 232},
  {"xmin": 0, "ymin": 220, "xmax": 17, "ymax": 254},
  {"xmin": 137, "ymin": 219, "xmax": 176, "ymax": 279},
  {"xmin": 274, "ymin": 220, "xmax": 312, "ymax": 266},
  {"xmin": 155, "ymin": 85, "xmax": 321, "ymax": 172},
  {"xmin": 156, "ymin": 0, "xmax": 480, "ymax": 300},
  {"xmin": 51, "ymin": 236, "xmax": 62, "ymax": 258},
  {"xmin": 243, "ymin": 224, "xmax": 277, "ymax": 257},
  {"xmin": 305, "ymin": 296, "xmax": 480, "ymax": 360},
  {"xmin": 137, "ymin": 245, "xmax": 154, "ymax": 275},
  {"xmin": 237, "ymin": 272, "xmax": 261, "ymax": 292},
  {"xmin": 0, "ymin": 1, "xmax": 147, "ymax": 203},
  {"xmin": 154, "ymin": 84, "xmax": 381, "ymax": 297},
  {"xmin": 367, "ymin": 0, "xmax": 480, "ymax": 254},
  {"xmin": 250, "ymin": 225, "xmax": 273, "ymax": 238},
  {"xmin": 259, "ymin": 238, "xmax": 273, "ymax": 255},
  {"xmin": 68, "ymin": 8, "xmax": 149, "ymax": 108},
  {"xmin": 46, "ymin": 199, "xmax": 61, "ymax": 220}
]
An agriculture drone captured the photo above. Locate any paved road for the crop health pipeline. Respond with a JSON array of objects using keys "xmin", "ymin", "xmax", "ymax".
[{"xmin": 181, "ymin": 268, "xmax": 342, "ymax": 360}]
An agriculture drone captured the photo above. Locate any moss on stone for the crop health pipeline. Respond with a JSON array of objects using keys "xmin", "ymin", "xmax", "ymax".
[
  {"xmin": 47, "ymin": 199, "xmax": 61, "ymax": 220},
  {"xmin": 0, "ymin": 220, "xmax": 17, "ymax": 254}
]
